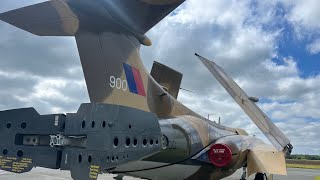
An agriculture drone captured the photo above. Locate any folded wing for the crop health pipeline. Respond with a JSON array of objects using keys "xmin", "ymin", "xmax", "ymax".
[{"xmin": 196, "ymin": 53, "xmax": 292, "ymax": 153}]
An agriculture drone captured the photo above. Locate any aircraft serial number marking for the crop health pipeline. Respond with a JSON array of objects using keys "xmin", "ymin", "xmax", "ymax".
[{"xmin": 109, "ymin": 76, "xmax": 128, "ymax": 91}]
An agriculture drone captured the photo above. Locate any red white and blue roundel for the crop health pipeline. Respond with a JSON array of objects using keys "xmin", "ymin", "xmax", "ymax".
[{"xmin": 123, "ymin": 63, "xmax": 146, "ymax": 96}]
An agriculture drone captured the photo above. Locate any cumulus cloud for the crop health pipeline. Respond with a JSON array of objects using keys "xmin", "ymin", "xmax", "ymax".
[
  {"xmin": 142, "ymin": 0, "xmax": 320, "ymax": 154},
  {"xmin": 0, "ymin": 0, "xmax": 319, "ymax": 155},
  {"xmin": 277, "ymin": 0, "xmax": 320, "ymax": 57},
  {"xmin": 279, "ymin": 0, "xmax": 320, "ymax": 36},
  {"xmin": 307, "ymin": 38, "xmax": 320, "ymax": 55},
  {"xmin": 0, "ymin": 0, "xmax": 89, "ymax": 114}
]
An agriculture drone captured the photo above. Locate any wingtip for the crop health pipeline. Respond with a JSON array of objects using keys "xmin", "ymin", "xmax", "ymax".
[
  {"xmin": 0, "ymin": 11, "xmax": 14, "ymax": 23},
  {"xmin": 194, "ymin": 53, "xmax": 200, "ymax": 57},
  {"xmin": 195, "ymin": 53, "xmax": 203, "ymax": 60},
  {"xmin": 0, "ymin": 13, "xmax": 5, "ymax": 21},
  {"xmin": 195, "ymin": 53, "xmax": 207, "ymax": 62}
]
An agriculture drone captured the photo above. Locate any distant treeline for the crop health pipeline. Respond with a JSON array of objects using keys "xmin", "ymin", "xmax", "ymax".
[{"xmin": 287, "ymin": 154, "xmax": 320, "ymax": 160}]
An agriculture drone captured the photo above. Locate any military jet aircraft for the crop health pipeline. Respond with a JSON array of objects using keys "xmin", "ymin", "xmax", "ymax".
[{"xmin": 0, "ymin": 0, "xmax": 292, "ymax": 180}]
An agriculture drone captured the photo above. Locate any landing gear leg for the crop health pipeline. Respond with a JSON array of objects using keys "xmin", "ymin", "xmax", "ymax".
[
  {"xmin": 240, "ymin": 167, "xmax": 247, "ymax": 180},
  {"xmin": 254, "ymin": 173, "xmax": 266, "ymax": 180},
  {"xmin": 113, "ymin": 175, "xmax": 124, "ymax": 180}
]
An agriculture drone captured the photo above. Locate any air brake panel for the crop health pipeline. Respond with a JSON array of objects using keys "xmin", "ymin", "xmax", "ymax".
[{"xmin": 151, "ymin": 61, "xmax": 183, "ymax": 99}]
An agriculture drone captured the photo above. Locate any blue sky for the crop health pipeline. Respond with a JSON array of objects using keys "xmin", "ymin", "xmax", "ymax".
[
  {"xmin": 249, "ymin": 1, "xmax": 320, "ymax": 77},
  {"xmin": 278, "ymin": 38, "xmax": 320, "ymax": 77},
  {"xmin": 0, "ymin": 0, "xmax": 319, "ymax": 155}
]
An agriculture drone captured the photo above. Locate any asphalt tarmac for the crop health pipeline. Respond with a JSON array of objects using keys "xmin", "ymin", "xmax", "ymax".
[
  {"xmin": 225, "ymin": 168, "xmax": 320, "ymax": 180},
  {"xmin": 0, "ymin": 168, "xmax": 319, "ymax": 180}
]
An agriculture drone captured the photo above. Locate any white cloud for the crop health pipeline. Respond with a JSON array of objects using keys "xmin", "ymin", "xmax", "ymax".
[
  {"xmin": 280, "ymin": 0, "xmax": 320, "ymax": 35},
  {"xmin": 0, "ymin": 0, "xmax": 319, "ymax": 155},
  {"xmin": 171, "ymin": 0, "xmax": 249, "ymax": 27},
  {"xmin": 307, "ymin": 38, "xmax": 320, "ymax": 55},
  {"xmin": 14, "ymin": 78, "xmax": 89, "ymax": 114},
  {"xmin": 142, "ymin": 0, "xmax": 320, "ymax": 155},
  {"xmin": 270, "ymin": 0, "xmax": 320, "ymax": 54}
]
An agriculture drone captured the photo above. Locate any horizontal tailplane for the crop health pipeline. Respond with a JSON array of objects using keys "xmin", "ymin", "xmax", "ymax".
[
  {"xmin": 0, "ymin": 0, "xmax": 185, "ymax": 37},
  {"xmin": 0, "ymin": 0, "xmax": 79, "ymax": 36}
]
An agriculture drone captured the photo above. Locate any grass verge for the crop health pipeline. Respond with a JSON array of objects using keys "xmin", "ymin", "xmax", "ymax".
[{"xmin": 286, "ymin": 163, "xmax": 320, "ymax": 170}]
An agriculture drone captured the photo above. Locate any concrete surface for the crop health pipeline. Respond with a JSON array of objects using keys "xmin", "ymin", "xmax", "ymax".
[{"xmin": 0, "ymin": 168, "xmax": 319, "ymax": 180}]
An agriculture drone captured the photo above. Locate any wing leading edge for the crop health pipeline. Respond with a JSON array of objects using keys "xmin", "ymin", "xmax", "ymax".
[
  {"xmin": 196, "ymin": 53, "xmax": 292, "ymax": 154},
  {"xmin": 0, "ymin": 0, "xmax": 185, "ymax": 37}
]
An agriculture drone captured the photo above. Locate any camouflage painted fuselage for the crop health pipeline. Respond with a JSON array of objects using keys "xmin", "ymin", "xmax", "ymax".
[{"xmin": 0, "ymin": 0, "xmax": 290, "ymax": 179}]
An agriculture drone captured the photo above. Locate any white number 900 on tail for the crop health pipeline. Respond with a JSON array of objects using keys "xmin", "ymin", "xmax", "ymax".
[{"xmin": 109, "ymin": 76, "xmax": 128, "ymax": 91}]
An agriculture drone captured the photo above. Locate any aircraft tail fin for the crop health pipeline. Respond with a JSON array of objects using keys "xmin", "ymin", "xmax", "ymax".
[
  {"xmin": 0, "ymin": 0, "xmax": 185, "ymax": 112},
  {"xmin": 196, "ymin": 53, "xmax": 292, "ymax": 154}
]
